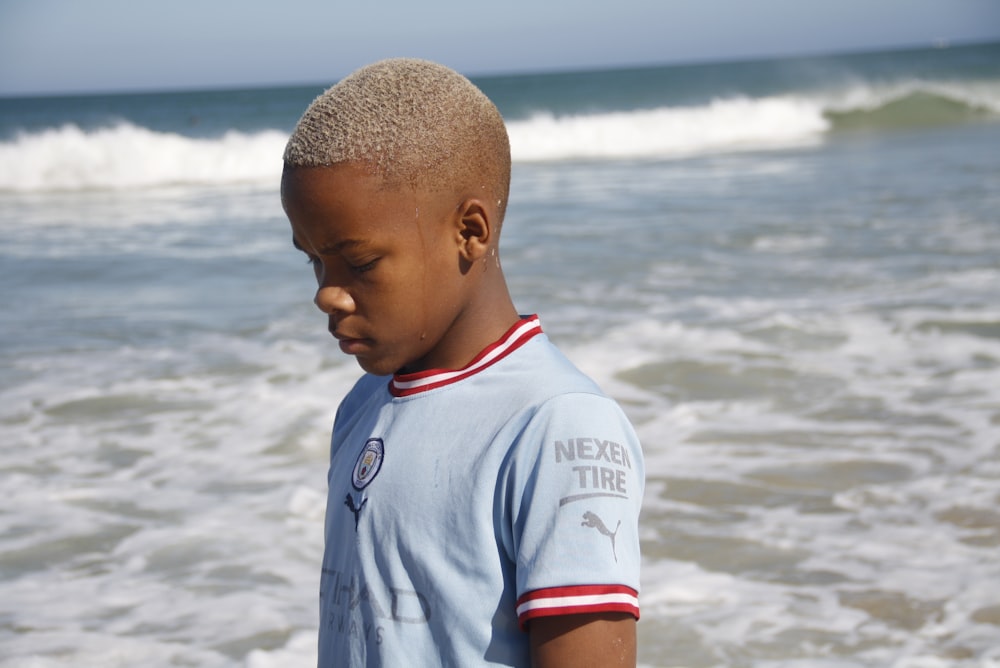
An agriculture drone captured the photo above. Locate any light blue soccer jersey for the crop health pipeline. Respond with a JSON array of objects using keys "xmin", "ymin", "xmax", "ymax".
[{"xmin": 318, "ymin": 316, "xmax": 644, "ymax": 666}]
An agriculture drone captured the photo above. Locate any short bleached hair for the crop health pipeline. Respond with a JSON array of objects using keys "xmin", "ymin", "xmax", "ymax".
[{"xmin": 284, "ymin": 58, "xmax": 510, "ymax": 219}]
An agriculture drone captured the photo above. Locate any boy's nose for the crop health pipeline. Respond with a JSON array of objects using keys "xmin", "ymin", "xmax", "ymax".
[{"xmin": 314, "ymin": 285, "xmax": 354, "ymax": 315}]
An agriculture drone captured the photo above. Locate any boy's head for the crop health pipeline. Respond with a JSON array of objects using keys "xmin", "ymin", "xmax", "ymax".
[
  {"xmin": 283, "ymin": 58, "xmax": 510, "ymax": 219},
  {"xmin": 281, "ymin": 59, "xmax": 518, "ymax": 377}
]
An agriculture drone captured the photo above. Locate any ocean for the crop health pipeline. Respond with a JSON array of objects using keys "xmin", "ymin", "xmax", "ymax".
[{"xmin": 1, "ymin": 41, "xmax": 999, "ymax": 667}]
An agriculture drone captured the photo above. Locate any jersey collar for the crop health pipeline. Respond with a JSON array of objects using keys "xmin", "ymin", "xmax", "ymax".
[{"xmin": 389, "ymin": 315, "xmax": 542, "ymax": 397}]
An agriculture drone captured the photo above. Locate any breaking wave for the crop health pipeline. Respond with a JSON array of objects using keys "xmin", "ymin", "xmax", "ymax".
[
  {"xmin": 1, "ymin": 80, "xmax": 997, "ymax": 191},
  {"xmin": 0, "ymin": 123, "xmax": 287, "ymax": 192}
]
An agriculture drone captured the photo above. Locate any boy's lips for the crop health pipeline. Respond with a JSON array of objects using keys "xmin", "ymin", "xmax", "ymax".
[{"xmin": 333, "ymin": 332, "xmax": 370, "ymax": 355}]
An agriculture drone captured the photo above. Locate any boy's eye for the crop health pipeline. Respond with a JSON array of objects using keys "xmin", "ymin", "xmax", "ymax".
[{"xmin": 352, "ymin": 259, "xmax": 378, "ymax": 274}]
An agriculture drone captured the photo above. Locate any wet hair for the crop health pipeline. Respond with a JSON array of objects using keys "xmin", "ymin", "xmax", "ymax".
[{"xmin": 284, "ymin": 58, "xmax": 510, "ymax": 219}]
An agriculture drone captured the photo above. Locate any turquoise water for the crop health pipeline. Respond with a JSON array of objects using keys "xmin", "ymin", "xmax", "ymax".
[{"xmin": 2, "ymin": 42, "xmax": 1000, "ymax": 667}]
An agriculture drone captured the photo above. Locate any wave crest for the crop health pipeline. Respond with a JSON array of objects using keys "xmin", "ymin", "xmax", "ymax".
[
  {"xmin": 508, "ymin": 96, "xmax": 830, "ymax": 161},
  {"xmin": 1, "ymin": 80, "xmax": 997, "ymax": 191},
  {"xmin": 825, "ymin": 80, "xmax": 1000, "ymax": 130},
  {"xmin": 507, "ymin": 81, "xmax": 1000, "ymax": 162},
  {"xmin": 0, "ymin": 123, "xmax": 287, "ymax": 192}
]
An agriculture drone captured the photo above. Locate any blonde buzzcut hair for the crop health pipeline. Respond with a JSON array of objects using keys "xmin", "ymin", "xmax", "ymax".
[{"xmin": 284, "ymin": 58, "xmax": 511, "ymax": 219}]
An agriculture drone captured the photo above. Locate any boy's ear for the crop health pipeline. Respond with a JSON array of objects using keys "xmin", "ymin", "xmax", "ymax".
[{"xmin": 454, "ymin": 198, "xmax": 491, "ymax": 262}]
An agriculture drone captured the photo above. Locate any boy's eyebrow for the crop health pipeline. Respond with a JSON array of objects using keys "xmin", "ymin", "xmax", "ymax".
[
  {"xmin": 319, "ymin": 239, "xmax": 366, "ymax": 254},
  {"xmin": 291, "ymin": 235, "xmax": 367, "ymax": 254}
]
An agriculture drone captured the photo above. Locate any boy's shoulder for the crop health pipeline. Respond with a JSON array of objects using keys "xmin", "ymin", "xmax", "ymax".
[{"xmin": 499, "ymin": 332, "xmax": 604, "ymax": 398}]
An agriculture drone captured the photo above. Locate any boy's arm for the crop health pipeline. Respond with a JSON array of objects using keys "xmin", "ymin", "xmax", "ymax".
[
  {"xmin": 512, "ymin": 392, "xmax": 643, "ymax": 666},
  {"xmin": 529, "ymin": 612, "xmax": 636, "ymax": 667}
]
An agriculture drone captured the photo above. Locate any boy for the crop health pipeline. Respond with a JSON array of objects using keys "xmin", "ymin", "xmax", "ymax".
[{"xmin": 281, "ymin": 59, "xmax": 643, "ymax": 667}]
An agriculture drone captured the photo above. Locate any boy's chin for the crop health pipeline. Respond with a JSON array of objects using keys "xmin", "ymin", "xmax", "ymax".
[{"xmin": 353, "ymin": 355, "xmax": 398, "ymax": 377}]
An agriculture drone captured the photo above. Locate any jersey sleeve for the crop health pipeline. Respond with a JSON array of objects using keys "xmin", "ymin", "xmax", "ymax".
[{"xmin": 503, "ymin": 392, "xmax": 644, "ymax": 630}]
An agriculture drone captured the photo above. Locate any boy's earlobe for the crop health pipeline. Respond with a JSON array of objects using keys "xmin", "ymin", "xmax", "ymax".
[{"xmin": 457, "ymin": 199, "xmax": 491, "ymax": 262}]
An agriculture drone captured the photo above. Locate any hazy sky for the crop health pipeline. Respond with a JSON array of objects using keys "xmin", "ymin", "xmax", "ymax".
[{"xmin": 2, "ymin": 0, "xmax": 999, "ymax": 95}]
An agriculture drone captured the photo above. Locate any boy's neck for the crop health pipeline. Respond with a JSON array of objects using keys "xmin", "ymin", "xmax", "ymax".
[{"xmin": 401, "ymin": 278, "xmax": 519, "ymax": 375}]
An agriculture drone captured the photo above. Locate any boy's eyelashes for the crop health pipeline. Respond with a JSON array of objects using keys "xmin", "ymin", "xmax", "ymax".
[
  {"xmin": 352, "ymin": 259, "xmax": 378, "ymax": 274},
  {"xmin": 301, "ymin": 251, "xmax": 321, "ymax": 270},
  {"xmin": 302, "ymin": 253, "xmax": 379, "ymax": 275}
]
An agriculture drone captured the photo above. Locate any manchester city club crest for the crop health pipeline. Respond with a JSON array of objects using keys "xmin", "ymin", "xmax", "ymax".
[{"xmin": 352, "ymin": 438, "xmax": 384, "ymax": 490}]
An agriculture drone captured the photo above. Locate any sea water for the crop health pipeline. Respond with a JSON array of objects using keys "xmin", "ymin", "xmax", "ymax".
[{"xmin": 1, "ymin": 42, "xmax": 999, "ymax": 667}]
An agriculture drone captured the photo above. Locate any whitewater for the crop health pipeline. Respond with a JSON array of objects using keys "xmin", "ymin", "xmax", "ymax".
[{"xmin": 2, "ymin": 78, "xmax": 998, "ymax": 192}]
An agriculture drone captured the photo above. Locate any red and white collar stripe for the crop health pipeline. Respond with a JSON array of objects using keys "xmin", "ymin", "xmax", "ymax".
[{"xmin": 390, "ymin": 315, "xmax": 542, "ymax": 397}]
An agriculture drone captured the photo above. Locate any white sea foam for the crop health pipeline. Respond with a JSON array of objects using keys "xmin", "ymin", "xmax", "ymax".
[
  {"xmin": 0, "ymin": 324, "xmax": 349, "ymax": 668},
  {"xmin": 821, "ymin": 77, "xmax": 1000, "ymax": 115},
  {"xmin": 508, "ymin": 95, "xmax": 830, "ymax": 161},
  {"xmin": 2, "ymin": 98, "xmax": 830, "ymax": 192},
  {"xmin": 507, "ymin": 79, "xmax": 1000, "ymax": 162},
  {"xmin": 617, "ymin": 304, "xmax": 1000, "ymax": 666},
  {"xmin": 0, "ymin": 122, "xmax": 287, "ymax": 192},
  {"xmin": 2, "ymin": 80, "xmax": 996, "ymax": 191}
]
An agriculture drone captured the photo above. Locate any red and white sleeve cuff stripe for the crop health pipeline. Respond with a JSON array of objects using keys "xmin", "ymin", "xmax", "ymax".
[{"xmin": 516, "ymin": 584, "xmax": 639, "ymax": 630}]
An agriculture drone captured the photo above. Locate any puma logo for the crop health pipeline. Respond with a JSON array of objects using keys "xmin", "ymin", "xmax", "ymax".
[
  {"xmin": 344, "ymin": 494, "xmax": 367, "ymax": 531},
  {"xmin": 581, "ymin": 511, "xmax": 621, "ymax": 562}
]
